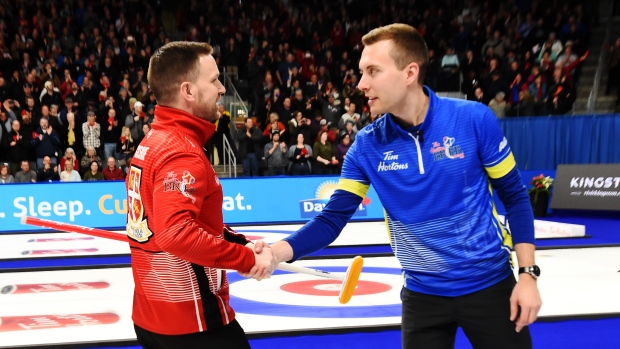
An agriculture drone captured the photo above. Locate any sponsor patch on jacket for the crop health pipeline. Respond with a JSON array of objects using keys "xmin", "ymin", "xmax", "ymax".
[
  {"xmin": 163, "ymin": 171, "xmax": 197, "ymax": 203},
  {"xmin": 430, "ymin": 136, "xmax": 465, "ymax": 161},
  {"xmin": 126, "ymin": 166, "xmax": 154, "ymax": 243}
]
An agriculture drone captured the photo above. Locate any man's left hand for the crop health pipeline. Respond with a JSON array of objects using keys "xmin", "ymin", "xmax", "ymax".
[{"xmin": 510, "ymin": 276, "xmax": 542, "ymax": 333}]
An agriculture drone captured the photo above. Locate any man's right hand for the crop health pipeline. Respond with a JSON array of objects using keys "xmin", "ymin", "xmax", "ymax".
[{"xmin": 242, "ymin": 241, "xmax": 277, "ymax": 280}]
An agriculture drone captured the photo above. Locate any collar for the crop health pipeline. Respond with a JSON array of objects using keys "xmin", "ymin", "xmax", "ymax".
[
  {"xmin": 384, "ymin": 85, "xmax": 437, "ymax": 137},
  {"xmin": 152, "ymin": 105, "xmax": 216, "ymax": 145}
]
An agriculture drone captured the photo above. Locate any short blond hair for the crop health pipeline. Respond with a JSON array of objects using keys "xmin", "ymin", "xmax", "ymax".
[{"xmin": 362, "ymin": 23, "xmax": 429, "ymax": 85}]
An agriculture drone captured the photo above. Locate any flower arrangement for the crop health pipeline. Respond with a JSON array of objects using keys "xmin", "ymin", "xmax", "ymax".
[{"xmin": 528, "ymin": 174, "xmax": 554, "ymax": 203}]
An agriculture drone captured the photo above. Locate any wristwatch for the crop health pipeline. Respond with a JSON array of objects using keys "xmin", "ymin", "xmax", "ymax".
[{"xmin": 518, "ymin": 265, "xmax": 541, "ymax": 279}]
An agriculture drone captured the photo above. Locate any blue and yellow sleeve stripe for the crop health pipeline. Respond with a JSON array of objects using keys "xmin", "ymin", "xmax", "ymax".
[
  {"xmin": 337, "ymin": 178, "xmax": 370, "ymax": 198},
  {"xmin": 485, "ymin": 152, "xmax": 516, "ymax": 179}
]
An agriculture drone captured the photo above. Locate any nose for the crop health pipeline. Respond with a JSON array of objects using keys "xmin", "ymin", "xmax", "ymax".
[{"xmin": 358, "ymin": 73, "xmax": 369, "ymax": 92}]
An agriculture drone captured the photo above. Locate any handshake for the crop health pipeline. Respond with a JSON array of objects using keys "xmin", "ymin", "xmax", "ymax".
[{"xmin": 241, "ymin": 240, "xmax": 278, "ymax": 281}]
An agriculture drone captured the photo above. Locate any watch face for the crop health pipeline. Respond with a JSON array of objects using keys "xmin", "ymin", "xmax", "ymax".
[{"xmin": 531, "ymin": 265, "xmax": 541, "ymax": 277}]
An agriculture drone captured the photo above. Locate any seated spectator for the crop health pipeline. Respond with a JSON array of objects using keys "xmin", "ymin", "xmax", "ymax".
[
  {"xmin": 529, "ymin": 75, "xmax": 548, "ymax": 116},
  {"xmin": 313, "ymin": 130, "xmax": 338, "ymax": 175},
  {"xmin": 103, "ymin": 157, "xmax": 125, "ymax": 180},
  {"xmin": 263, "ymin": 130, "xmax": 288, "ymax": 176},
  {"xmin": 81, "ymin": 146, "xmax": 102, "ymax": 175},
  {"xmin": 488, "ymin": 92, "xmax": 509, "ymax": 118},
  {"xmin": 60, "ymin": 158, "xmax": 81, "ymax": 182},
  {"xmin": 287, "ymin": 133, "xmax": 313, "ymax": 175},
  {"xmin": 32, "ymin": 117, "xmax": 60, "ymax": 169},
  {"xmin": 60, "ymin": 147, "xmax": 80, "ymax": 172},
  {"xmin": 15, "ymin": 160, "xmax": 37, "ymax": 183},
  {"xmin": 0, "ymin": 163, "xmax": 15, "ymax": 184},
  {"xmin": 136, "ymin": 123, "xmax": 151, "ymax": 146},
  {"xmin": 83, "ymin": 161, "xmax": 105, "ymax": 181},
  {"xmin": 116, "ymin": 126, "xmax": 136, "ymax": 167},
  {"xmin": 37, "ymin": 156, "xmax": 60, "ymax": 182}
]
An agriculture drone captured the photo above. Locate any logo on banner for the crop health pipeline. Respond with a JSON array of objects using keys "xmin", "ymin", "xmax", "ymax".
[
  {"xmin": 430, "ymin": 136, "xmax": 465, "ymax": 161},
  {"xmin": 163, "ymin": 171, "xmax": 197, "ymax": 203},
  {"xmin": 299, "ymin": 181, "xmax": 370, "ymax": 218},
  {"xmin": 126, "ymin": 166, "xmax": 153, "ymax": 243}
]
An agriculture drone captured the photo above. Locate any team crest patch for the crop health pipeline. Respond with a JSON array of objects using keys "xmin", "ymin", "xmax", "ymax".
[
  {"xmin": 163, "ymin": 171, "xmax": 197, "ymax": 203},
  {"xmin": 430, "ymin": 136, "xmax": 465, "ymax": 161},
  {"xmin": 126, "ymin": 166, "xmax": 154, "ymax": 243}
]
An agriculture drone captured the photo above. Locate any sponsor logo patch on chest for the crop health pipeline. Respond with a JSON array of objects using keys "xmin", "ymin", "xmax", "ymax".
[
  {"xmin": 430, "ymin": 136, "xmax": 465, "ymax": 161},
  {"xmin": 377, "ymin": 151, "xmax": 409, "ymax": 171}
]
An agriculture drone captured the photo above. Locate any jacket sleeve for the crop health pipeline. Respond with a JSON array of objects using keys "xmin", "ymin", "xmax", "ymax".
[{"xmin": 151, "ymin": 152, "xmax": 256, "ymax": 272}]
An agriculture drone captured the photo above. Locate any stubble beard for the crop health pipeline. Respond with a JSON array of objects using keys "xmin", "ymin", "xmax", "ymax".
[{"xmin": 196, "ymin": 90, "xmax": 219, "ymax": 123}]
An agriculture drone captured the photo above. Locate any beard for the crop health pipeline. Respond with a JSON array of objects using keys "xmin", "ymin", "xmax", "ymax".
[{"xmin": 195, "ymin": 90, "xmax": 219, "ymax": 123}]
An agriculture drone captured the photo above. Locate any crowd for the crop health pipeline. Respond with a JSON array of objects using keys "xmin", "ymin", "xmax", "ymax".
[{"xmin": 0, "ymin": 0, "xmax": 595, "ymax": 181}]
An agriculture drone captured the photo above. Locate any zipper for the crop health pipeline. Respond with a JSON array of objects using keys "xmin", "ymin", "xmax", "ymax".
[{"xmin": 407, "ymin": 133, "xmax": 425, "ymax": 174}]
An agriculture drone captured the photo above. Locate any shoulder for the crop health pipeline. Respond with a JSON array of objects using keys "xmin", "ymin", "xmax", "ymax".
[{"xmin": 435, "ymin": 96, "xmax": 492, "ymax": 124}]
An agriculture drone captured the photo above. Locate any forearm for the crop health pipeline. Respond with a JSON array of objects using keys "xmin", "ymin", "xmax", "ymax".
[{"xmin": 514, "ymin": 243, "xmax": 536, "ymax": 268}]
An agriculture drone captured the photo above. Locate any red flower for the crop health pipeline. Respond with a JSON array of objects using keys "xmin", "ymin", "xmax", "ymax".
[{"xmin": 120, "ymin": 136, "xmax": 126, "ymax": 143}]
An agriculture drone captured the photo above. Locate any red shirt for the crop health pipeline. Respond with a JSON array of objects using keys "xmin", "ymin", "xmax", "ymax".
[
  {"xmin": 102, "ymin": 166, "xmax": 125, "ymax": 180},
  {"xmin": 126, "ymin": 106, "xmax": 255, "ymax": 335}
]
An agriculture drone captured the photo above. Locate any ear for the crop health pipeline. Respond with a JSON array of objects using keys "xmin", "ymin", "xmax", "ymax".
[
  {"xmin": 179, "ymin": 82, "xmax": 195, "ymax": 103},
  {"xmin": 405, "ymin": 62, "xmax": 420, "ymax": 87}
]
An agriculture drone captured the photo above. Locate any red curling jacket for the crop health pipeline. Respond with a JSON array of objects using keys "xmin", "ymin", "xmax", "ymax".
[{"xmin": 126, "ymin": 105, "xmax": 255, "ymax": 335}]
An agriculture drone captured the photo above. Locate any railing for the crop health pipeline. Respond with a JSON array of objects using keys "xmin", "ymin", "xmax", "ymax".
[
  {"xmin": 587, "ymin": 2, "xmax": 616, "ymax": 113},
  {"xmin": 222, "ymin": 134, "xmax": 236, "ymax": 178}
]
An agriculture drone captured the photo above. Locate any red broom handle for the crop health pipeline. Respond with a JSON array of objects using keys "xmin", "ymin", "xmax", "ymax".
[{"xmin": 21, "ymin": 216, "xmax": 127, "ymax": 242}]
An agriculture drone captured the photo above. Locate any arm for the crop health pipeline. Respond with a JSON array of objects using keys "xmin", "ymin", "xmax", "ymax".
[{"xmin": 152, "ymin": 153, "xmax": 258, "ymax": 271}]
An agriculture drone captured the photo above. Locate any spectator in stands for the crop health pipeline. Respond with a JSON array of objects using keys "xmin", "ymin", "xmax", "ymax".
[
  {"xmin": 60, "ymin": 147, "xmax": 80, "ymax": 172},
  {"xmin": 287, "ymin": 133, "xmax": 313, "ymax": 176},
  {"xmin": 61, "ymin": 112, "xmax": 84, "ymax": 159},
  {"xmin": 342, "ymin": 120, "xmax": 357, "ymax": 143},
  {"xmin": 264, "ymin": 130, "xmax": 288, "ymax": 176},
  {"xmin": 236, "ymin": 117, "xmax": 262, "ymax": 177},
  {"xmin": 317, "ymin": 90, "xmax": 340, "ymax": 126},
  {"xmin": 82, "ymin": 110, "xmax": 101, "ymax": 153},
  {"xmin": 32, "ymin": 117, "xmax": 60, "ymax": 169},
  {"xmin": 103, "ymin": 156, "xmax": 125, "ymax": 180},
  {"xmin": 15, "ymin": 160, "xmax": 37, "ymax": 183},
  {"xmin": 338, "ymin": 103, "xmax": 359, "ymax": 131},
  {"xmin": 81, "ymin": 146, "xmax": 102, "ymax": 175},
  {"xmin": 83, "ymin": 161, "xmax": 105, "ymax": 181},
  {"xmin": 529, "ymin": 75, "xmax": 548, "ymax": 116},
  {"xmin": 489, "ymin": 92, "xmax": 509, "ymax": 118},
  {"xmin": 137, "ymin": 123, "xmax": 151, "ymax": 146},
  {"xmin": 440, "ymin": 46, "xmax": 461, "ymax": 91},
  {"xmin": 125, "ymin": 101, "xmax": 145, "ymax": 141},
  {"xmin": 7, "ymin": 119, "xmax": 32, "ymax": 175},
  {"xmin": 102, "ymin": 108, "xmax": 122, "ymax": 161},
  {"xmin": 262, "ymin": 112, "xmax": 286, "ymax": 141},
  {"xmin": 212, "ymin": 103, "xmax": 235, "ymax": 165},
  {"xmin": 40, "ymin": 80, "xmax": 63, "ymax": 107},
  {"xmin": 0, "ymin": 163, "xmax": 14, "ymax": 184},
  {"xmin": 37, "ymin": 156, "xmax": 60, "ymax": 182},
  {"xmin": 313, "ymin": 130, "xmax": 337, "ymax": 175},
  {"xmin": 60, "ymin": 157, "xmax": 81, "ymax": 182},
  {"xmin": 117, "ymin": 126, "xmax": 136, "ymax": 168}
]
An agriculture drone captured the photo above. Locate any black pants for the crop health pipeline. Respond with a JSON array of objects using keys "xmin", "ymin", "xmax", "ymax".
[
  {"xmin": 134, "ymin": 319, "xmax": 251, "ymax": 349},
  {"xmin": 401, "ymin": 275, "xmax": 532, "ymax": 349}
]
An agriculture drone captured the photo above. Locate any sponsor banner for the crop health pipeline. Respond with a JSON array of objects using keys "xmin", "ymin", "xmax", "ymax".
[
  {"xmin": 0, "ymin": 177, "xmax": 383, "ymax": 233},
  {"xmin": 551, "ymin": 164, "xmax": 620, "ymax": 211}
]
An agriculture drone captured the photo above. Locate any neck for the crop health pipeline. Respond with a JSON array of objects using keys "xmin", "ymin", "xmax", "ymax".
[{"xmin": 392, "ymin": 85, "xmax": 429, "ymax": 128}]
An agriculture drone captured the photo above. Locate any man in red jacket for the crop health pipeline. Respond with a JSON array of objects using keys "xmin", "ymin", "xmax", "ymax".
[
  {"xmin": 127, "ymin": 41, "xmax": 276, "ymax": 349},
  {"xmin": 102, "ymin": 157, "xmax": 125, "ymax": 180}
]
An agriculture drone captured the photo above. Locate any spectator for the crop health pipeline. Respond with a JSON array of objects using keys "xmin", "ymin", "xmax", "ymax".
[
  {"xmin": 83, "ymin": 161, "xmax": 105, "ymax": 181},
  {"xmin": 60, "ymin": 157, "xmax": 82, "ymax": 182},
  {"xmin": 342, "ymin": 120, "xmax": 357, "ymax": 142},
  {"xmin": 334, "ymin": 132, "xmax": 352, "ymax": 174},
  {"xmin": 15, "ymin": 160, "xmax": 37, "ymax": 183},
  {"xmin": 262, "ymin": 112, "xmax": 286, "ymax": 141},
  {"xmin": 263, "ymin": 130, "xmax": 288, "ymax": 176},
  {"xmin": 317, "ymin": 91, "xmax": 340, "ymax": 126},
  {"xmin": 103, "ymin": 156, "xmax": 125, "ymax": 180},
  {"xmin": 61, "ymin": 112, "xmax": 84, "ymax": 159},
  {"xmin": 137, "ymin": 123, "xmax": 151, "ymax": 146},
  {"xmin": 7, "ymin": 119, "xmax": 32, "ymax": 175},
  {"xmin": 489, "ymin": 92, "xmax": 509, "ymax": 118},
  {"xmin": 32, "ymin": 117, "xmax": 60, "ymax": 169},
  {"xmin": 82, "ymin": 111, "xmax": 101, "ymax": 155},
  {"xmin": 37, "ymin": 156, "xmax": 60, "ymax": 182},
  {"xmin": 81, "ymin": 146, "xmax": 102, "ymax": 175},
  {"xmin": 40, "ymin": 80, "xmax": 63, "ymax": 107},
  {"xmin": 102, "ymin": 108, "xmax": 122, "ymax": 161},
  {"xmin": 212, "ymin": 103, "xmax": 236, "ymax": 165},
  {"xmin": 236, "ymin": 117, "xmax": 262, "ymax": 176},
  {"xmin": 287, "ymin": 133, "xmax": 313, "ymax": 175},
  {"xmin": 125, "ymin": 101, "xmax": 145, "ymax": 140},
  {"xmin": 60, "ymin": 147, "xmax": 80, "ymax": 172},
  {"xmin": 117, "ymin": 126, "xmax": 136, "ymax": 167},
  {"xmin": 0, "ymin": 163, "xmax": 14, "ymax": 184},
  {"xmin": 529, "ymin": 75, "xmax": 548, "ymax": 116},
  {"xmin": 440, "ymin": 47, "xmax": 461, "ymax": 91},
  {"xmin": 313, "ymin": 130, "xmax": 337, "ymax": 175},
  {"xmin": 338, "ymin": 103, "xmax": 360, "ymax": 131}
]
